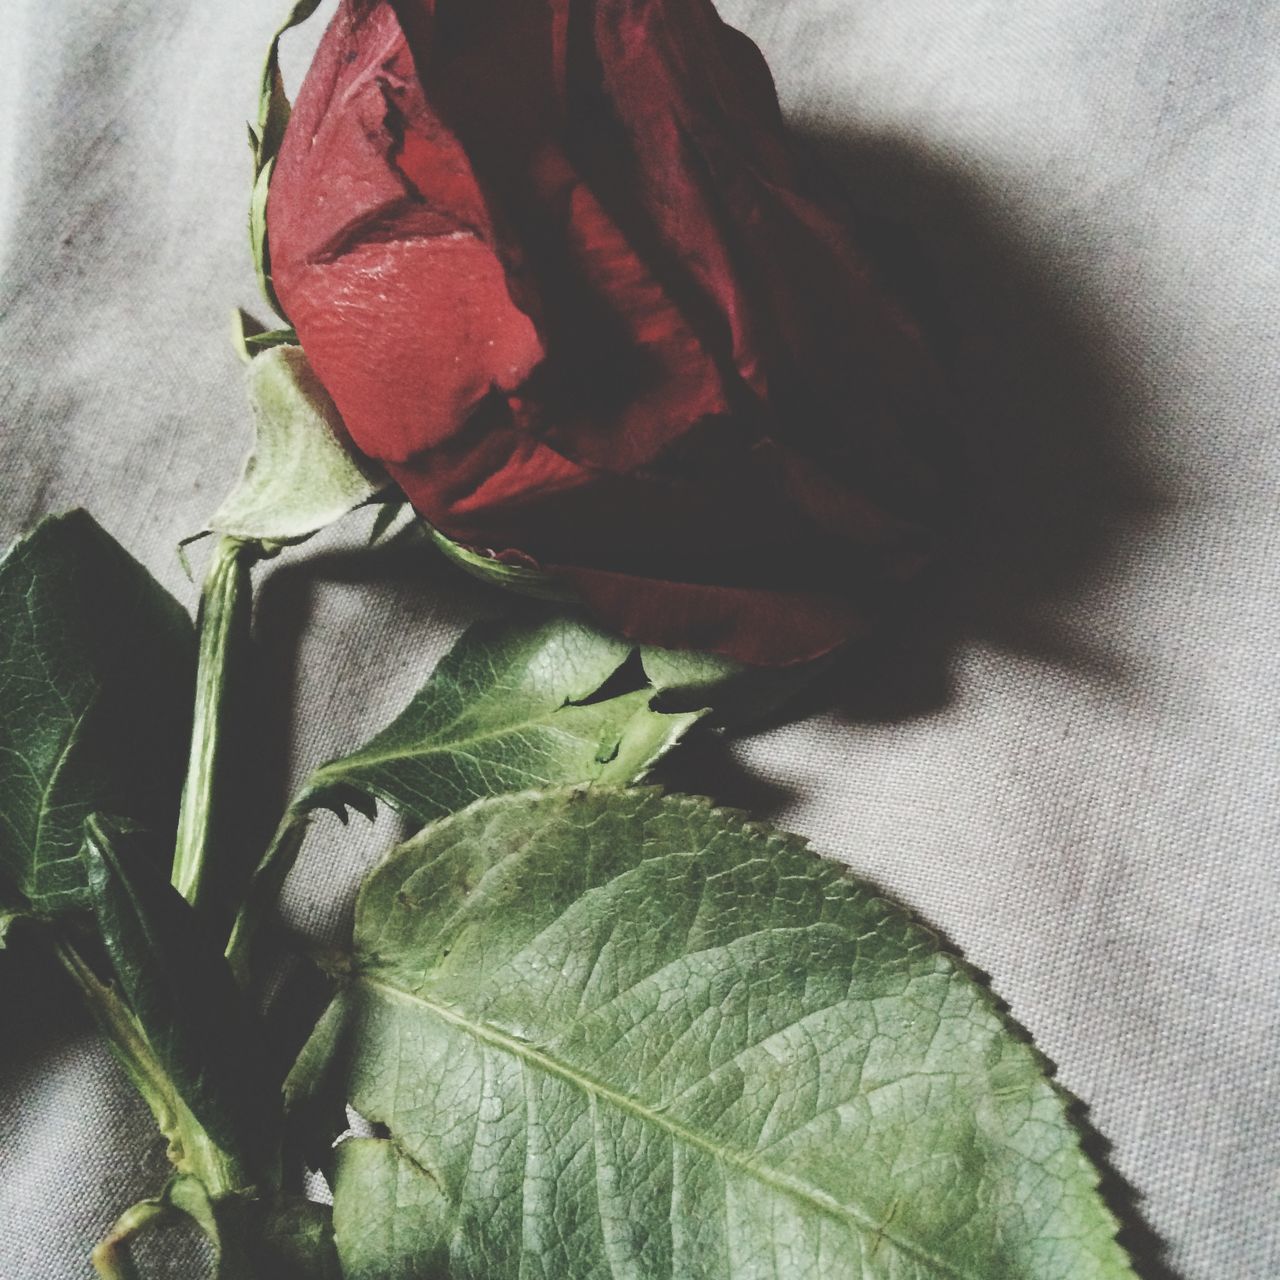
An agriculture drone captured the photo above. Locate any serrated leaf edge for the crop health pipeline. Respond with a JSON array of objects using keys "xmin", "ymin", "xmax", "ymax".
[{"xmin": 344, "ymin": 784, "xmax": 1133, "ymax": 1275}]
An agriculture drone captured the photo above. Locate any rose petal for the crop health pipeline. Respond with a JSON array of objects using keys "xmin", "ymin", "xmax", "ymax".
[{"xmin": 554, "ymin": 565, "xmax": 867, "ymax": 667}]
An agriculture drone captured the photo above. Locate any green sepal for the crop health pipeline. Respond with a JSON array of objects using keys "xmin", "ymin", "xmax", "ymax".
[
  {"xmin": 207, "ymin": 346, "xmax": 387, "ymax": 546},
  {"xmin": 242, "ymin": 328, "xmax": 298, "ymax": 357},
  {"xmin": 230, "ymin": 309, "xmax": 297, "ymax": 365},
  {"xmin": 249, "ymin": 0, "xmax": 324, "ymax": 318},
  {"xmin": 249, "ymin": 158, "xmax": 280, "ymax": 317},
  {"xmin": 253, "ymin": 0, "xmax": 323, "ymax": 174},
  {"xmin": 427, "ymin": 524, "xmax": 579, "ymax": 603}
]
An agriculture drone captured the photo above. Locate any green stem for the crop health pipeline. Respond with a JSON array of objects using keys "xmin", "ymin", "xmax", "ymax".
[
  {"xmin": 91, "ymin": 1199, "xmax": 173, "ymax": 1280},
  {"xmin": 171, "ymin": 537, "xmax": 258, "ymax": 911},
  {"xmin": 54, "ymin": 934, "xmax": 246, "ymax": 1194},
  {"xmin": 224, "ymin": 804, "xmax": 310, "ymax": 986}
]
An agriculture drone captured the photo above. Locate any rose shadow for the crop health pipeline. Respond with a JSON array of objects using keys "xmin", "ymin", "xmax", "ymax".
[{"xmin": 776, "ymin": 125, "xmax": 1168, "ymax": 728}]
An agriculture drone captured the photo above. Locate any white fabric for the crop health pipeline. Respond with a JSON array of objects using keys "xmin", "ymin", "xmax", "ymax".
[{"xmin": 2, "ymin": 0, "xmax": 1277, "ymax": 1275}]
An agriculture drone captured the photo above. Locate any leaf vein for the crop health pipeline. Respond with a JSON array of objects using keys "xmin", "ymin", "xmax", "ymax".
[{"xmin": 362, "ymin": 976, "xmax": 978, "ymax": 1280}]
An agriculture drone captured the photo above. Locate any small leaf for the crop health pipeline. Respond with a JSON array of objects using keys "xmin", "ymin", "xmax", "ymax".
[
  {"xmin": 208, "ymin": 346, "xmax": 387, "ymax": 545},
  {"xmin": 295, "ymin": 786, "xmax": 1135, "ymax": 1280},
  {"xmin": 0, "ymin": 512, "xmax": 195, "ymax": 914},
  {"xmin": 297, "ymin": 615, "xmax": 702, "ymax": 823},
  {"xmin": 80, "ymin": 816, "xmax": 277, "ymax": 1183}
]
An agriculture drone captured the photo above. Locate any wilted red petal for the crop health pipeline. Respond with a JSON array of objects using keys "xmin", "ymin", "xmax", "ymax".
[
  {"xmin": 268, "ymin": 0, "xmax": 948, "ymax": 666},
  {"xmin": 269, "ymin": 3, "xmax": 543, "ymax": 465},
  {"xmin": 554, "ymin": 566, "xmax": 867, "ymax": 668}
]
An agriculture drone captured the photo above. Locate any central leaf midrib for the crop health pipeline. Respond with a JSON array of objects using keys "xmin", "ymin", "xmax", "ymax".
[
  {"xmin": 361, "ymin": 975, "xmax": 974, "ymax": 1280},
  {"xmin": 30, "ymin": 705, "xmax": 91, "ymax": 897},
  {"xmin": 311, "ymin": 698, "xmax": 635, "ymax": 782}
]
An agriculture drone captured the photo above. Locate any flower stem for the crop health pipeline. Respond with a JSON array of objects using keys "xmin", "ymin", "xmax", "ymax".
[{"xmin": 170, "ymin": 536, "xmax": 259, "ymax": 912}]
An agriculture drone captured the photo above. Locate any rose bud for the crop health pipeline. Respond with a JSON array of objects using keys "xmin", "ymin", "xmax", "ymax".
[{"xmin": 267, "ymin": 0, "xmax": 947, "ymax": 666}]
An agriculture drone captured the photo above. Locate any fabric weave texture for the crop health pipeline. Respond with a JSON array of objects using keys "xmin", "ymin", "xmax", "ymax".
[{"xmin": 1, "ymin": 1, "xmax": 1278, "ymax": 1277}]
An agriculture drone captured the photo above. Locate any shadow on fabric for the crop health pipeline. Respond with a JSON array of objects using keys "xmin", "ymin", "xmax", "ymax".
[{"xmin": 790, "ymin": 125, "xmax": 1168, "ymax": 726}]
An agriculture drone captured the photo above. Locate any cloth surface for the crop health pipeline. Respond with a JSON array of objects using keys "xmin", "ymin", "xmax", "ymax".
[{"xmin": 1, "ymin": 0, "xmax": 1277, "ymax": 1276}]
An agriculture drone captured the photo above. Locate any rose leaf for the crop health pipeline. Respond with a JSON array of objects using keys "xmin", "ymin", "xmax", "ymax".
[
  {"xmin": 292, "ymin": 785, "xmax": 1136, "ymax": 1280},
  {"xmin": 296, "ymin": 614, "xmax": 703, "ymax": 825},
  {"xmin": 0, "ymin": 511, "xmax": 195, "ymax": 915}
]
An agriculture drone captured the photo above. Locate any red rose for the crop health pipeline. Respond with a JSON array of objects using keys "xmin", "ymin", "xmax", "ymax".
[{"xmin": 268, "ymin": 0, "xmax": 945, "ymax": 665}]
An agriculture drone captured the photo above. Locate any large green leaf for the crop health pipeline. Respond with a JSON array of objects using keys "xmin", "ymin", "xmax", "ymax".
[
  {"xmin": 293, "ymin": 787, "xmax": 1134, "ymax": 1280},
  {"xmin": 80, "ymin": 817, "xmax": 276, "ymax": 1185},
  {"xmin": 0, "ymin": 511, "xmax": 194, "ymax": 913}
]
